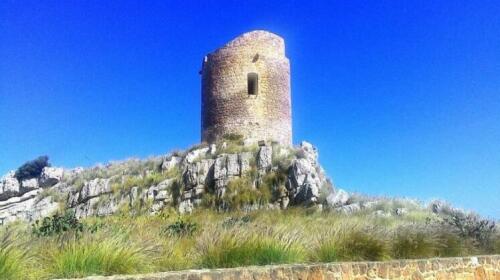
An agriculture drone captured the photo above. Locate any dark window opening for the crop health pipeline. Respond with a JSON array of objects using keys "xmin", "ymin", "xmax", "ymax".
[{"xmin": 247, "ymin": 73, "xmax": 258, "ymax": 96}]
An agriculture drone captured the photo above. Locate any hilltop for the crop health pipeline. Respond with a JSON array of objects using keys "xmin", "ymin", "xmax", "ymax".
[
  {"xmin": 0, "ymin": 138, "xmax": 499, "ymax": 279},
  {"xmin": 1, "ymin": 137, "xmax": 490, "ymax": 224}
]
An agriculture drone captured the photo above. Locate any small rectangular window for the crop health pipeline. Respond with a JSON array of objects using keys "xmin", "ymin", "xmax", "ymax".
[{"xmin": 248, "ymin": 73, "xmax": 258, "ymax": 95}]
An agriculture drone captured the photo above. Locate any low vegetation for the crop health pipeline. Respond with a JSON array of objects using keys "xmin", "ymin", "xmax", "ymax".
[
  {"xmin": 44, "ymin": 235, "xmax": 151, "ymax": 278},
  {"xmin": 0, "ymin": 232, "xmax": 28, "ymax": 280},
  {"xmin": 3, "ymin": 140, "xmax": 498, "ymax": 279},
  {"xmin": 32, "ymin": 211, "xmax": 84, "ymax": 237},
  {"xmin": 0, "ymin": 208, "xmax": 498, "ymax": 279}
]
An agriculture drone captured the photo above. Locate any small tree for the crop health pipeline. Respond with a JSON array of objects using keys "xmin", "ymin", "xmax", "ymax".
[{"xmin": 14, "ymin": 155, "xmax": 50, "ymax": 182}]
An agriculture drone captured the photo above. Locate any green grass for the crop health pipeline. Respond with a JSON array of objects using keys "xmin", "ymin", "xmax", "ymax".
[
  {"xmin": 221, "ymin": 176, "xmax": 272, "ymax": 210},
  {"xmin": 314, "ymin": 228, "xmax": 389, "ymax": 262},
  {"xmin": 0, "ymin": 208, "xmax": 498, "ymax": 279},
  {"xmin": 44, "ymin": 235, "xmax": 151, "ymax": 278},
  {"xmin": 0, "ymin": 232, "xmax": 28, "ymax": 280},
  {"xmin": 199, "ymin": 234, "xmax": 303, "ymax": 268},
  {"xmin": 391, "ymin": 226, "xmax": 439, "ymax": 259}
]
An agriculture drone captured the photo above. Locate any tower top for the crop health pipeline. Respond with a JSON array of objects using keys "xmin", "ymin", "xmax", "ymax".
[
  {"xmin": 209, "ymin": 30, "xmax": 286, "ymax": 58},
  {"xmin": 223, "ymin": 30, "xmax": 284, "ymax": 48}
]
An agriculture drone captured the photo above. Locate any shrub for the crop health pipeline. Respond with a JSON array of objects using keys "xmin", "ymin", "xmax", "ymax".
[
  {"xmin": 32, "ymin": 210, "xmax": 83, "ymax": 237},
  {"xmin": 442, "ymin": 210, "xmax": 496, "ymax": 251},
  {"xmin": 14, "ymin": 155, "xmax": 50, "ymax": 182},
  {"xmin": 162, "ymin": 218, "xmax": 198, "ymax": 237},
  {"xmin": 46, "ymin": 236, "xmax": 150, "ymax": 278}
]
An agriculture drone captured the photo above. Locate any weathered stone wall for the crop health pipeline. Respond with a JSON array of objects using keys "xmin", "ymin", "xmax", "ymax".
[
  {"xmin": 58, "ymin": 255, "xmax": 500, "ymax": 280},
  {"xmin": 201, "ymin": 30, "xmax": 292, "ymax": 146}
]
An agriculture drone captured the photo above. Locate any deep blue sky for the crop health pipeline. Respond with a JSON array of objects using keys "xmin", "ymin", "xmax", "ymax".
[{"xmin": 1, "ymin": 1, "xmax": 499, "ymax": 218}]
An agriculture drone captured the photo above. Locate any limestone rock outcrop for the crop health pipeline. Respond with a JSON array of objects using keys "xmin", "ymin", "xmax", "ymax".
[
  {"xmin": 0, "ymin": 166, "xmax": 65, "ymax": 224},
  {"xmin": 0, "ymin": 141, "xmax": 346, "ymax": 224},
  {"xmin": 39, "ymin": 167, "xmax": 64, "ymax": 188},
  {"xmin": 0, "ymin": 171, "xmax": 20, "ymax": 201},
  {"xmin": 326, "ymin": 189, "xmax": 350, "ymax": 207}
]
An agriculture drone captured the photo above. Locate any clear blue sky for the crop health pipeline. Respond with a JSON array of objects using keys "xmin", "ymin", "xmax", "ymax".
[{"xmin": 1, "ymin": 1, "xmax": 499, "ymax": 218}]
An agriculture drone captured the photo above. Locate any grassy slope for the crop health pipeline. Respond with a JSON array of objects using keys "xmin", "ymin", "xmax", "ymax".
[{"xmin": 1, "ymin": 208, "xmax": 499, "ymax": 280}]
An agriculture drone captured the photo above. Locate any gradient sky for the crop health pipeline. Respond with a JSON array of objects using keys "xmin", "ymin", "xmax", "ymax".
[{"xmin": 1, "ymin": 1, "xmax": 499, "ymax": 218}]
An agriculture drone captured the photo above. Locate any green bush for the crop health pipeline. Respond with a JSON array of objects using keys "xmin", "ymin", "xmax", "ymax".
[
  {"xmin": 162, "ymin": 218, "xmax": 198, "ymax": 237},
  {"xmin": 14, "ymin": 155, "xmax": 50, "ymax": 182},
  {"xmin": 32, "ymin": 210, "xmax": 83, "ymax": 237},
  {"xmin": 442, "ymin": 211, "xmax": 496, "ymax": 252}
]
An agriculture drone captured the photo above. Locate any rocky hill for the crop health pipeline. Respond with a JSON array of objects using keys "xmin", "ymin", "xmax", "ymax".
[
  {"xmin": 2, "ymin": 139, "xmax": 499, "ymax": 280},
  {"xmin": 1, "ymin": 140, "xmax": 342, "ymax": 224},
  {"xmin": 0, "ymin": 139, "xmax": 492, "ymax": 226}
]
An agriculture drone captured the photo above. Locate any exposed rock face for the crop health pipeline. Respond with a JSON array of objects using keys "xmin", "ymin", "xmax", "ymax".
[
  {"xmin": 257, "ymin": 146, "xmax": 273, "ymax": 171},
  {"xmin": 161, "ymin": 156, "xmax": 181, "ymax": 171},
  {"xmin": 184, "ymin": 147, "xmax": 209, "ymax": 164},
  {"xmin": 0, "ymin": 189, "xmax": 59, "ymax": 225},
  {"xmin": 0, "ymin": 141, "xmax": 341, "ymax": 224},
  {"xmin": 180, "ymin": 159, "xmax": 214, "ymax": 214},
  {"xmin": 326, "ymin": 189, "xmax": 350, "ymax": 207},
  {"xmin": 39, "ymin": 167, "xmax": 64, "ymax": 188},
  {"xmin": 286, "ymin": 142, "xmax": 327, "ymax": 205},
  {"xmin": 21, "ymin": 178, "xmax": 39, "ymax": 192},
  {"xmin": 288, "ymin": 158, "xmax": 321, "ymax": 205},
  {"xmin": 0, "ymin": 171, "xmax": 20, "ymax": 200},
  {"xmin": 79, "ymin": 178, "xmax": 112, "ymax": 202}
]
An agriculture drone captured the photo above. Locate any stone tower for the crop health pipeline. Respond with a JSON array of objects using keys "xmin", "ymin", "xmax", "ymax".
[{"xmin": 201, "ymin": 30, "xmax": 292, "ymax": 146}]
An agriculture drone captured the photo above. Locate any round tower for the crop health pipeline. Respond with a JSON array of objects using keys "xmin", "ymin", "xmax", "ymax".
[{"xmin": 201, "ymin": 30, "xmax": 292, "ymax": 146}]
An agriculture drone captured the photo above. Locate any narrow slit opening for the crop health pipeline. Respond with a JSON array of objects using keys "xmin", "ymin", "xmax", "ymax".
[{"xmin": 247, "ymin": 73, "xmax": 258, "ymax": 96}]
